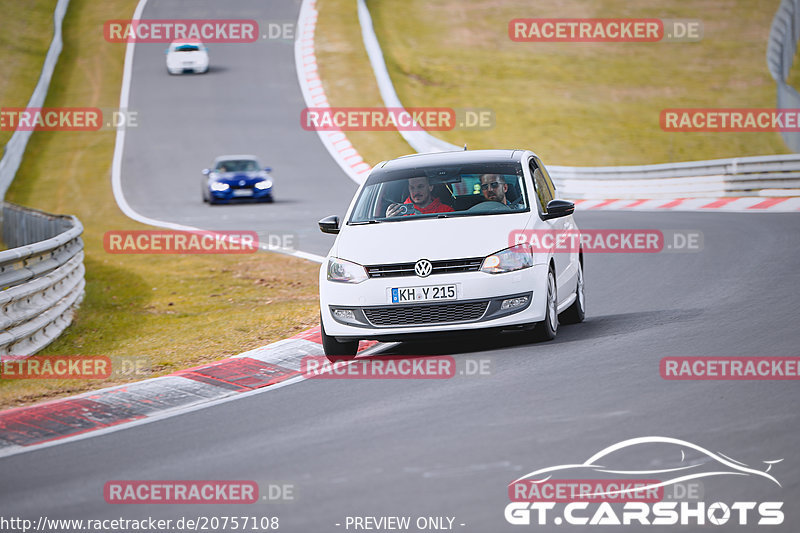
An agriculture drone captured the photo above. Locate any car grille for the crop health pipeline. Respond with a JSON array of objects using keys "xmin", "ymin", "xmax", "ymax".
[
  {"xmin": 365, "ymin": 257, "xmax": 483, "ymax": 279},
  {"xmin": 363, "ymin": 300, "xmax": 489, "ymax": 327}
]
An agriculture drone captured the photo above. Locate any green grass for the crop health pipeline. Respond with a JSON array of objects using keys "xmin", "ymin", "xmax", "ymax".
[
  {"xmin": 0, "ymin": 0, "xmax": 58, "ymax": 149},
  {"xmin": 317, "ymin": 0, "xmax": 789, "ymax": 166},
  {"xmin": 0, "ymin": 0, "xmax": 321, "ymax": 409}
]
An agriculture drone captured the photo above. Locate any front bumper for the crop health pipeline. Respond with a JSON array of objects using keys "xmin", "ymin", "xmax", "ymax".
[
  {"xmin": 209, "ymin": 187, "xmax": 273, "ymax": 202},
  {"xmin": 320, "ymin": 263, "xmax": 550, "ymax": 340}
]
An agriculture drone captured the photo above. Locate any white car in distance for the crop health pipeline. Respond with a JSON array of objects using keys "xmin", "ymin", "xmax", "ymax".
[
  {"xmin": 166, "ymin": 41, "xmax": 209, "ymax": 74},
  {"xmin": 317, "ymin": 149, "xmax": 585, "ymax": 356}
]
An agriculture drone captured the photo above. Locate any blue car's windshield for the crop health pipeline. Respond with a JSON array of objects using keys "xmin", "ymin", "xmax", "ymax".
[{"xmin": 216, "ymin": 160, "xmax": 259, "ymax": 172}]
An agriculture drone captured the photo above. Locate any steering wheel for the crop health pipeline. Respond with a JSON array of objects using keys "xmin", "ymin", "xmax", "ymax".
[{"xmin": 466, "ymin": 200, "xmax": 512, "ymax": 213}]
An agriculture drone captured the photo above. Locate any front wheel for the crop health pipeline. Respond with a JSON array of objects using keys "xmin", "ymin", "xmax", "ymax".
[
  {"xmin": 532, "ymin": 268, "xmax": 558, "ymax": 341},
  {"xmin": 560, "ymin": 261, "xmax": 585, "ymax": 324},
  {"xmin": 320, "ymin": 316, "xmax": 359, "ymax": 356}
]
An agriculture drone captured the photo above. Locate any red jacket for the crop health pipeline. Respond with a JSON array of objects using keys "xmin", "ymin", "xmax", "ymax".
[{"xmin": 404, "ymin": 197, "xmax": 454, "ymax": 214}]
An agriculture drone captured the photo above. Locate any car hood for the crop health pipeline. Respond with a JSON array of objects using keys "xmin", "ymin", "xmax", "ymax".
[
  {"xmin": 333, "ymin": 212, "xmax": 534, "ymax": 264},
  {"xmin": 215, "ymin": 172, "xmax": 267, "ymax": 184}
]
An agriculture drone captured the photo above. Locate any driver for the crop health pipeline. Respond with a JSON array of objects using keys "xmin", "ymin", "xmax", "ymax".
[
  {"xmin": 386, "ymin": 176, "xmax": 454, "ymax": 216},
  {"xmin": 480, "ymin": 174, "xmax": 522, "ymax": 209}
]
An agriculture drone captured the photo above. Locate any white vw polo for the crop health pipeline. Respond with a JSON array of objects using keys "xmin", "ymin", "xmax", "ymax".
[{"xmin": 318, "ymin": 149, "xmax": 584, "ymax": 355}]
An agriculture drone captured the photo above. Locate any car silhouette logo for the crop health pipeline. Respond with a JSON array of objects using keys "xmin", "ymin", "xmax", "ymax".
[
  {"xmin": 510, "ymin": 436, "xmax": 783, "ymax": 498},
  {"xmin": 415, "ymin": 259, "xmax": 432, "ymax": 278}
]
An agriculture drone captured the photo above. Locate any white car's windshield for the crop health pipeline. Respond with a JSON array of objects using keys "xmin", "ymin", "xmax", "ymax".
[
  {"xmin": 173, "ymin": 44, "xmax": 201, "ymax": 52},
  {"xmin": 348, "ymin": 162, "xmax": 529, "ymax": 224}
]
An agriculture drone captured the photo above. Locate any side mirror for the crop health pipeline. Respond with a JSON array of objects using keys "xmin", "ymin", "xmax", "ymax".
[
  {"xmin": 319, "ymin": 215, "xmax": 340, "ymax": 235},
  {"xmin": 542, "ymin": 199, "xmax": 575, "ymax": 220},
  {"xmin": 202, "ymin": 168, "xmax": 211, "ymax": 175},
  {"xmin": 264, "ymin": 167, "xmax": 272, "ymax": 173}
]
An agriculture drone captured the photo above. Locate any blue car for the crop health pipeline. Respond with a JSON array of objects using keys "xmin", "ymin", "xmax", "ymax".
[{"xmin": 202, "ymin": 155, "xmax": 274, "ymax": 204}]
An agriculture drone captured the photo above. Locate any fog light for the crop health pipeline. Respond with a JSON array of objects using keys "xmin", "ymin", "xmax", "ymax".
[
  {"xmin": 332, "ymin": 308, "xmax": 358, "ymax": 324},
  {"xmin": 501, "ymin": 296, "xmax": 529, "ymax": 310}
]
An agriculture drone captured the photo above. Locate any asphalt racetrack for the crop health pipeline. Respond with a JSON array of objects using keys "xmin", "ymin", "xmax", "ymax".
[{"xmin": 1, "ymin": 0, "xmax": 799, "ymax": 531}]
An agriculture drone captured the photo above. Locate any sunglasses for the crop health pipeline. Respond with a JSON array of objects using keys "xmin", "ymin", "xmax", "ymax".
[{"xmin": 480, "ymin": 181, "xmax": 502, "ymax": 190}]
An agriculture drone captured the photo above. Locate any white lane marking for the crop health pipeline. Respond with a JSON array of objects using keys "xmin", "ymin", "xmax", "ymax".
[{"xmin": 109, "ymin": 0, "xmax": 324, "ymax": 264}]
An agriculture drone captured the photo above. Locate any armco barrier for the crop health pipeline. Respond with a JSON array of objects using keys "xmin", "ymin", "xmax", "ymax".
[
  {"xmin": 768, "ymin": 0, "xmax": 800, "ymax": 153},
  {"xmin": 0, "ymin": 0, "xmax": 71, "ymax": 200},
  {"xmin": 356, "ymin": 0, "xmax": 800, "ymax": 199},
  {"xmin": 0, "ymin": 202, "xmax": 85, "ymax": 356}
]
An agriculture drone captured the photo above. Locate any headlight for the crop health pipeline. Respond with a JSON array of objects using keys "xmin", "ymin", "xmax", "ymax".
[
  {"xmin": 255, "ymin": 179, "xmax": 272, "ymax": 190},
  {"xmin": 210, "ymin": 182, "xmax": 229, "ymax": 192},
  {"xmin": 327, "ymin": 257, "xmax": 368, "ymax": 284},
  {"xmin": 480, "ymin": 243, "xmax": 534, "ymax": 274}
]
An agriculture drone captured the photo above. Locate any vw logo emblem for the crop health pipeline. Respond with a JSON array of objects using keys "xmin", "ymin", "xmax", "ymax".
[
  {"xmin": 414, "ymin": 259, "xmax": 432, "ymax": 278},
  {"xmin": 239, "ymin": 180, "xmax": 246, "ymax": 186}
]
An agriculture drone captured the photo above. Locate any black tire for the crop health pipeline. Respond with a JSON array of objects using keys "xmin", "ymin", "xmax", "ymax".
[
  {"xmin": 532, "ymin": 267, "xmax": 558, "ymax": 341},
  {"xmin": 560, "ymin": 260, "xmax": 585, "ymax": 324},
  {"xmin": 321, "ymin": 316, "xmax": 359, "ymax": 356}
]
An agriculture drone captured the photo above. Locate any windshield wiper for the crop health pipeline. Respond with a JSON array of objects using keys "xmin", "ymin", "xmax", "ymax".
[{"xmin": 350, "ymin": 219, "xmax": 382, "ymax": 225}]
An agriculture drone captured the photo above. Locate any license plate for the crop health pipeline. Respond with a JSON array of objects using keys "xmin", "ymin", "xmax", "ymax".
[
  {"xmin": 233, "ymin": 189, "xmax": 253, "ymax": 197},
  {"xmin": 390, "ymin": 284, "xmax": 457, "ymax": 303}
]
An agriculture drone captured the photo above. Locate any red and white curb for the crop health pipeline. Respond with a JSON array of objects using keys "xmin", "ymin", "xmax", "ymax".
[
  {"xmin": 0, "ymin": 330, "xmax": 383, "ymax": 458},
  {"xmin": 295, "ymin": 0, "xmax": 372, "ymax": 185},
  {"xmin": 572, "ymin": 196, "xmax": 800, "ymax": 212}
]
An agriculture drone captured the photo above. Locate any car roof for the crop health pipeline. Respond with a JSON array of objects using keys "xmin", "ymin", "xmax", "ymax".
[
  {"xmin": 213, "ymin": 155, "xmax": 260, "ymax": 163},
  {"xmin": 376, "ymin": 149, "xmax": 525, "ymax": 171}
]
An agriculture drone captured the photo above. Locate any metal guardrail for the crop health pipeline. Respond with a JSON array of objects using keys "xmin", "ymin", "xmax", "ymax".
[
  {"xmin": 0, "ymin": 0, "xmax": 71, "ymax": 201},
  {"xmin": 550, "ymin": 154, "xmax": 800, "ymax": 199},
  {"xmin": 358, "ymin": 0, "xmax": 800, "ymax": 199},
  {"xmin": 0, "ymin": 202, "xmax": 85, "ymax": 356},
  {"xmin": 768, "ymin": 0, "xmax": 800, "ymax": 153}
]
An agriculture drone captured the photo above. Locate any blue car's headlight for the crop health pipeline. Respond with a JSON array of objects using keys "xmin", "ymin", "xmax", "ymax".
[
  {"xmin": 210, "ymin": 182, "xmax": 229, "ymax": 192},
  {"xmin": 255, "ymin": 179, "xmax": 272, "ymax": 190}
]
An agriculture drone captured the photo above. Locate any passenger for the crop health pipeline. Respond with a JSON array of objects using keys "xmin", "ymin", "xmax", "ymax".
[
  {"xmin": 480, "ymin": 174, "xmax": 523, "ymax": 209},
  {"xmin": 386, "ymin": 176, "xmax": 454, "ymax": 216}
]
